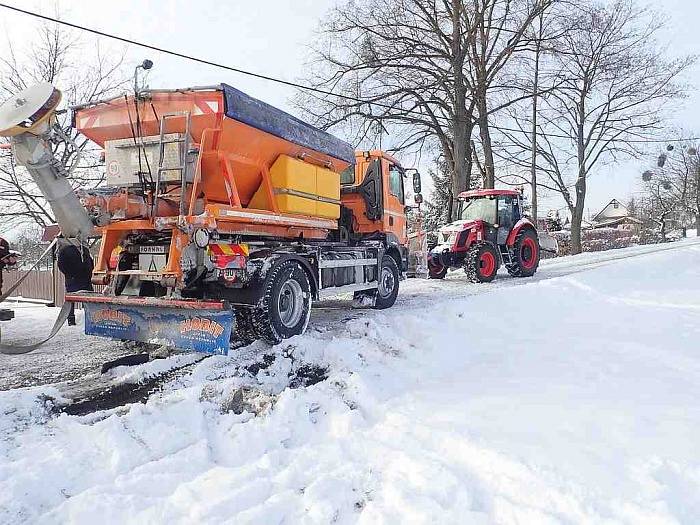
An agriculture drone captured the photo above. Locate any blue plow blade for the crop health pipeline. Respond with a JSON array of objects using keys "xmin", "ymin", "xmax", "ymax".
[{"xmin": 82, "ymin": 302, "xmax": 234, "ymax": 355}]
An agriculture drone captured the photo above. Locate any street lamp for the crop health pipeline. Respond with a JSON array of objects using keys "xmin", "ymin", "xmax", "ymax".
[{"xmin": 134, "ymin": 59, "xmax": 154, "ymax": 97}]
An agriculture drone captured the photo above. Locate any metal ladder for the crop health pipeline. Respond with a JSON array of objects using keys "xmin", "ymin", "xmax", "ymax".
[{"xmin": 153, "ymin": 111, "xmax": 191, "ymax": 217}]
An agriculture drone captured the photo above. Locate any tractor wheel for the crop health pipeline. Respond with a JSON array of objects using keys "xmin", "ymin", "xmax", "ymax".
[
  {"xmin": 373, "ymin": 255, "xmax": 400, "ymax": 309},
  {"xmin": 246, "ymin": 259, "xmax": 312, "ymax": 345},
  {"xmin": 506, "ymin": 229, "xmax": 540, "ymax": 277},
  {"xmin": 428, "ymin": 258, "xmax": 448, "ymax": 279},
  {"xmin": 465, "ymin": 242, "xmax": 499, "ymax": 283}
]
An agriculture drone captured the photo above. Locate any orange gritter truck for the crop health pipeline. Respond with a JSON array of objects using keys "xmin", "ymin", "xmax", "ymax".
[{"xmin": 0, "ymin": 82, "xmax": 422, "ymax": 354}]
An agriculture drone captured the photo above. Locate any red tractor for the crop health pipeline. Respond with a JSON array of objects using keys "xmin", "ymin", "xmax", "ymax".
[{"xmin": 427, "ymin": 189, "xmax": 540, "ymax": 282}]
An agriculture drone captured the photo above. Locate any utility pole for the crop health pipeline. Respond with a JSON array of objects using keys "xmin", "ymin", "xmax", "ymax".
[{"xmin": 529, "ymin": 10, "xmax": 544, "ymax": 224}]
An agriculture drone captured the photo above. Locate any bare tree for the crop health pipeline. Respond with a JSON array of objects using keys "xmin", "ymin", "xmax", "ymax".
[
  {"xmin": 503, "ymin": 0, "xmax": 694, "ymax": 254},
  {"xmin": 0, "ymin": 24, "xmax": 127, "ymax": 230},
  {"xmin": 466, "ymin": 0, "xmax": 553, "ymax": 188},
  {"xmin": 298, "ymin": 0, "xmax": 550, "ymax": 219},
  {"xmin": 637, "ymin": 182, "xmax": 677, "ymax": 242},
  {"xmin": 644, "ymin": 141, "xmax": 700, "ymax": 236}
]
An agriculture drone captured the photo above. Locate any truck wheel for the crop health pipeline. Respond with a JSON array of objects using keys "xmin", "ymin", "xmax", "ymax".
[
  {"xmin": 233, "ymin": 308, "xmax": 258, "ymax": 346},
  {"xmin": 253, "ymin": 259, "xmax": 312, "ymax": 345},
  {"xmin": 506, "ymin": 229, "xmax": 540, "ymax": 277},
  {"xmin": 465, "ymin": 242, "xmax": 498, "ymax": 283},
  {"xmin": 373, "ymin": 255, "xmax": 400, "ymax": 309},
  {"xmin": 428, "ymin": 258, "xmax": 448, "ymax": 279}
]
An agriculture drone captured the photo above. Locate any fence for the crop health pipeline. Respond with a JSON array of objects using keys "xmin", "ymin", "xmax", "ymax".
[
  {"xmin": 2, "ymin": 268, "xmax": 105, "ymax": 306},
  {"xmin": 3, "ymin": 268, "xmax": 65, "ymax": 305}
]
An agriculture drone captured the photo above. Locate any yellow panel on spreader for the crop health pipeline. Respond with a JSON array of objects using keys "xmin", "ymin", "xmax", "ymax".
[{"xmin": 247, "ymin": 155, "xmax": 340, "ymax": 219}]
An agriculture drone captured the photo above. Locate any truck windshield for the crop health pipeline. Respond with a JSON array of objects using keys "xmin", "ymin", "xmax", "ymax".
[{"xmin": 459, "ymin": 197, "xmax": 497, "ymax": 224}]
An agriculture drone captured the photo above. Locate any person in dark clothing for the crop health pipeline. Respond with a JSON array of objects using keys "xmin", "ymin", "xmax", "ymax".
[
  {"xmin": 57, "ymin": 241, "xmax": 94, "ymax": 326},
  {"xmin": 0, "ymin": 236, "xmax": 11, "ymax": 296}
]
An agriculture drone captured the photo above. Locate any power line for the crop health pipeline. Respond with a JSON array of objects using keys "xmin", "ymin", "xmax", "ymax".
[
  {"xmin": 1, "ymin": 2, "xmax": 699, "ymax": 146},
  {"xmin": 0, "ymin": 3, "xmax": 354, "ymax": 102}
]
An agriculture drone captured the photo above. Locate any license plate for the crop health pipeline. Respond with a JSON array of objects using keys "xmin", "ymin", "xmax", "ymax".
[{"xmin": 137, "ymin": 245, "xmax": 168, "ymax": 254}]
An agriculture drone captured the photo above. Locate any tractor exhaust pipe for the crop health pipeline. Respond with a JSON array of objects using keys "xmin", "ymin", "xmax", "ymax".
[{"xmin": 0, "ymin": 83, "xmax": 95, "ymax": 241}]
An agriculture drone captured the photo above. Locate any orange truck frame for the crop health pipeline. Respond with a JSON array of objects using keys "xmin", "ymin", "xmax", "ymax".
[{"xmin": 60, "ymin": 84, "xmax": 422, "ymax": 353}]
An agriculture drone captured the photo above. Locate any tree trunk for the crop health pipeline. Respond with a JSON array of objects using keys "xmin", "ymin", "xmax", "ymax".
[
  {"xmin": 476, "ymin": 94, "xmax": 495, "ymax": 188},
  {"xmin": 449, "ymin": 121, "xmax": 472, "ymax": 221},
  {"xmin": 448, "ymin": 0, "xmax": 471, "ymax": 220},
  {"xmin": 660, "ymin": 213, "xmax": 667, "ymax": 242},
  {"xmin": 530, "ymin": 14, "xmax": 543, "ymax": 223},
  {"xmin": 571, "ymin": 112, "xmax": 587, "ymax": 255}
]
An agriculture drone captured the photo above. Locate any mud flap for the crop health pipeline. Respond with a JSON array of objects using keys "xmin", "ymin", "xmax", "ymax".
[{"xmin": 82, "ymin": 301, "xmax": 234, "ymax": 355}]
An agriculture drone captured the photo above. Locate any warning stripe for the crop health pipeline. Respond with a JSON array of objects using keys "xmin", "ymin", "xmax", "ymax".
[
  {"xmin": 207, "ymin": 243, "xmax": 249, "ymax": 257},
  {"xmin": 193, "ymin": 99, "xmax": 220, "ymax": 116}
]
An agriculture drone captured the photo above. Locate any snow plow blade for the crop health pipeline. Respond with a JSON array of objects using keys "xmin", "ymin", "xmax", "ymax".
[
  {"xmin": 65, "ymin": 293, "xmax": 233, "ymax": 355},
  {"xmin": 537, "ymin": 230, "xmax": 559, "ymax": 254}
]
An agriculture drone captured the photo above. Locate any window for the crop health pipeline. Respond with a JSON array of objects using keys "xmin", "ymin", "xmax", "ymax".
[
  {"xmin": 340, "ymin": 164, "xmax": 355, "ymax": 185},
  {"xmin": 497, "ymin": 197, "xmax": 514, "ymax": 227},
  {"xmin": 388, "ymin": 164, "xmax": 405, "ymax": 203},
  {"xmin": 613, "ymin": 201, "xmax": 619, "ymax": 209},
  {"xmin": 459, "ymin": 197, "xmax": 497, "ymax": 224}
]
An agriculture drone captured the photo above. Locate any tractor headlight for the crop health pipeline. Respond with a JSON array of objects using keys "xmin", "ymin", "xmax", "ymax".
[{"xmin": 193, "ymin": 228, "xmax": 210, "ymax": 249}]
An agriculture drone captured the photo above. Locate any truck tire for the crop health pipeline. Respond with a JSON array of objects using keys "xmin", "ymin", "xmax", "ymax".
[
  {"xmin": 233, "ymin": 307, "xmax": 258, "ymax": 346},
  {"xmin": 506, "ymin": 229, "xmax": 540, "ymax": 277},
  {"xmin": 249, "ymin": 259, "xmax": 312, "ymax": 345},
  {"xmin": 465, "ymin": 242, "xmax": 498, "ymax": 283},
  {"xmin": 373, "ymin": 254, "xmax": 400, "ymax": 309}
]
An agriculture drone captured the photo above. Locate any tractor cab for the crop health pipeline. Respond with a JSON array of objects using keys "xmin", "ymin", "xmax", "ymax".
[
  {"xmin": 428, "ymin": 189, "xmax": 540, "ymax": 282},
  {"xmin": 457, "ymin": 189, "xmax": 523, "ymax": 245}
]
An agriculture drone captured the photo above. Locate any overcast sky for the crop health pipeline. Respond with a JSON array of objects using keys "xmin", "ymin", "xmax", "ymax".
[{"xmin": 1, "ymin": 0, "xmax": 699, "ymax": 215}]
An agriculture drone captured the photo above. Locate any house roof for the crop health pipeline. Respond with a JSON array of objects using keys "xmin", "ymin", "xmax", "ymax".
[
  {"xmin": 592, "ymin": 199, "xmax": 630, "ymax": 222},
  {"xmin": 591, "ymin": 216, "xmax": 643, "ymax": 229}
]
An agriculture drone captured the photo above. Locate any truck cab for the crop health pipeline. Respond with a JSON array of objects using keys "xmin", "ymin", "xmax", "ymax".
[{"xmin": 338, "ymin": 150, "xmax": 421, "ymax": 272}]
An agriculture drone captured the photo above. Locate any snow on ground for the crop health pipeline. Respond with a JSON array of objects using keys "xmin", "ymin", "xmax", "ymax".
[
  {"xmin": 0, "ymin": 303, "xmax": 133, "ymax": 390},
  {"xmin": 1, "ymin": 239, "xmax": 700, "ymax": 524}
]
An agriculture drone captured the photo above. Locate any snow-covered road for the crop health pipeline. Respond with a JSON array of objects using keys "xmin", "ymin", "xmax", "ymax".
[{"xmin": 1, "ymin": 239, "xmax": 700, "ymax": 524}]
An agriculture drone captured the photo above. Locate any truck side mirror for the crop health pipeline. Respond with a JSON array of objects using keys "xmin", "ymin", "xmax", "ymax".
[{"xmin": 412, "ymin": 171, "xmax": 422, "ymax": 194}]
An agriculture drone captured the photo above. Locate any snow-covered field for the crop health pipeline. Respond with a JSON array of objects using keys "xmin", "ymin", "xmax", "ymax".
[{"xmin": 1, "ymin": 239, "xmax": 700, "ymax": 524}]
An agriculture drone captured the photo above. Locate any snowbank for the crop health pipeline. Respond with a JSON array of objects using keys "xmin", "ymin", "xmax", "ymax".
[{"xmin": 1, "ymin": 241, "xmax": 700, "ymax": 523}]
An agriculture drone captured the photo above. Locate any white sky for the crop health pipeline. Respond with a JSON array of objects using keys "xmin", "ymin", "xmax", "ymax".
[{"xmin": 1, "ymin": 0, "xmax": 698, "ymax": 216}]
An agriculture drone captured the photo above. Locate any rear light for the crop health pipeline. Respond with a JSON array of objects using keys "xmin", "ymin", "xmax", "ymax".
[{"xmin": 108, "ymin": 246, "xmax": 124, "ymax": 270}]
